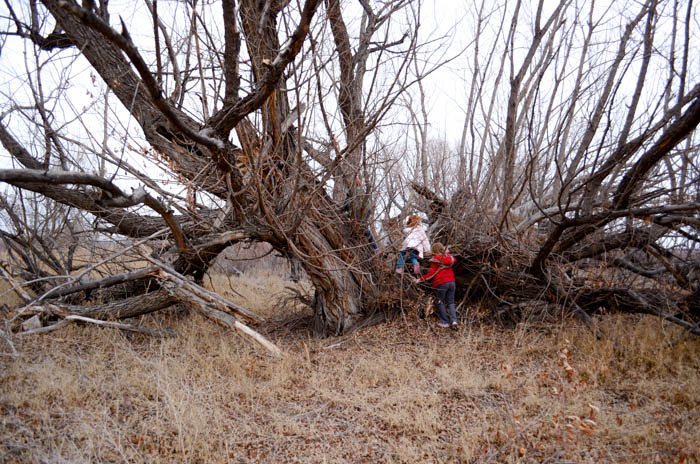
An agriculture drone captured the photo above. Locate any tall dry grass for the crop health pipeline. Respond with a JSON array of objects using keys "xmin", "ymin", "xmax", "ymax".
[
  {"xmin": 203, "ymin": 270, "xmax": 311, "ymax": 320},
  {"xmin": 1, "ymin": 270, "xmax": 698, "ymax": 463},
  {"xmin": 0, "ymin": 280, "xmax": 25, "ymax": 310}
]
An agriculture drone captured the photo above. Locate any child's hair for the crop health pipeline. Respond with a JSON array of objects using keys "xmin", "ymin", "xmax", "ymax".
[
  {"xmin": 406, "ymin": 215, "xmax": 421, "ymax": 227},
  {"xmin": 431, "ymin": 242, "xmax": 445, "ymax": 254}
]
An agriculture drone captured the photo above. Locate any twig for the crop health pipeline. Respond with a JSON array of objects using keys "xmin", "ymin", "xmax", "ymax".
[
  {"xmin": 323, "ymin": 337, "xmax": 352, "ymax": 350},
  {"xmin": 0, "ymin": 327, "xmax": 18, "ymax": 358},
  {"xmin": 398, "ymin": 271, "xmax": 409, "ymax": 327},
  {"xmin": 63, "ymin": 315, "xmax": 176, "ymax": 337},
  {"xmin": 18, "ymin": 319, "xmax": 71, "ymax": 336},
  {"xmin": 0, "ymin": 263, "xmax": 33, "ymax": 303}
]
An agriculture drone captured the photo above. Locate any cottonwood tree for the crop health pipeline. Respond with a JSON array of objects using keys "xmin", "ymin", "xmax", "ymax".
[
  {"xmin": 2, "ymin": 0, "xmax": 699, "ymax": 350},
  {"xmin": 0, "ymin": 0, "xmax": 426, "ymax": 350}
]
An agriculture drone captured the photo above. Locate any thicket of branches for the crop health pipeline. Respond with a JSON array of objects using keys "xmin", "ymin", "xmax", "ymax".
[
  {"xmin": 0, "ymin": 0, "xmax": 698, "ymax": 354},
  {"xmin": 403, "ymin": 0, "xmax": 700, "ymax": 335}
]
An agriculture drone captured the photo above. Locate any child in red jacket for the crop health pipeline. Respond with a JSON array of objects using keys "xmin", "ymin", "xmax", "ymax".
[{"xmin": 415, "ymin": 242, "xmax": 457, "ymax": 328}]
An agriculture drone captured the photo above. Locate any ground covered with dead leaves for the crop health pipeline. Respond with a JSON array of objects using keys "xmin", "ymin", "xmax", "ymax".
[{"xmin": 1, "ymin": 275, "xmax": 699, "ymax": 463}]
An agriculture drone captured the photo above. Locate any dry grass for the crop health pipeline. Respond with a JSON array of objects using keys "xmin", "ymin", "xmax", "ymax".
[
  {"xmin": 0, "ymin": 280, "xmax": 25, "ymax": 309},
  {"xmin": 1, "ymin": 271, "xmax": 699, "ymax": 463},
  {"xmin": 203, "ymin": 270, "xmax": 311, "ymax": 320}
]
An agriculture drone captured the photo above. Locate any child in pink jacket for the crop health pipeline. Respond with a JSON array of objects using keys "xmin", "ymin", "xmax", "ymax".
[{"xmin": 395, "ymin": 215, "xmax": 431, "ymax": 275}]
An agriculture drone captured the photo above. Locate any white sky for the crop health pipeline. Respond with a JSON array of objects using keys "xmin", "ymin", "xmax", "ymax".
[{"xmin": 0, "ymin": 0, "xmax": 698, "ymax": 185}]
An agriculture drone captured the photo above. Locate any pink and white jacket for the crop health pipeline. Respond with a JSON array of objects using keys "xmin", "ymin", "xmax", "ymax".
[{"xmin": 401, "ymin": 225, "xmax": 431, "ymax": 258}]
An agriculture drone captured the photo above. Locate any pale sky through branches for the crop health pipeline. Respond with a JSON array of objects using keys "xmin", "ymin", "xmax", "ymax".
[{"xmin": 0, "ymin": 0, "xmax": 698, "ymax": 193}]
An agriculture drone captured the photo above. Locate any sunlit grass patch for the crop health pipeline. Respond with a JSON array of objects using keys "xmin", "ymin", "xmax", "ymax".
[{"xmin": 204, "ymin": 269, "xmax": 312, "ymax": 320}]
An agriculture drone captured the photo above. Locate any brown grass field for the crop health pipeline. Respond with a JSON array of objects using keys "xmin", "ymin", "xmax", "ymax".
[{"xmin": 1, "ymin": 271, "xmax": 699, "ymax": 463}]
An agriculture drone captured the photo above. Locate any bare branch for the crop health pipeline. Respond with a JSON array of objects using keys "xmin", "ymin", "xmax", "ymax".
[
  {"xmin": 613, "ymin": 93, "xmax": 700, "ymax": 208},
  {"xmin": 208, "ymin": 0, "xmax": 322, "ymax": 136},
  {"xmin": 57, "ymin": 1, "xmax": 225, "ymax": 150},
  {"xmin": 0, "ymin": 169, "xmax": 190, "ymax": 252}
]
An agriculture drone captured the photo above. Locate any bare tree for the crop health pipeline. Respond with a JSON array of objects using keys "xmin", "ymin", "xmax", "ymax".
[
  {"xmin": 0, "ymin": 0, "xmax": 426, "ymax": 347},
  {"xmin": 409, "ymin": 0, "xmax": 700, "ymax": 333}
]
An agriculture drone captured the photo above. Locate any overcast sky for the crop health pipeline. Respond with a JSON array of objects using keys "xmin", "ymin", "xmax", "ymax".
[{"xmin": 1, "ymin": 0, "xmax": 697, "ymax": 170}]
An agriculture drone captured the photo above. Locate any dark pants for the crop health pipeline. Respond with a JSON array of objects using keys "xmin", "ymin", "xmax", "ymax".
[
  {"xmin": 435, "ymin": 281, "xmax": 456, "ymax": 324},
  {"xmin": 365, "ymin": 229, "xmax": 378, "ymax": 250}
]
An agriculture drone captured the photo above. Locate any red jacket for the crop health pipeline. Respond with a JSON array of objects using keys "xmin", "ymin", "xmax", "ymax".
[{"xmin": 418, "ymin": 253, "xmax": 456, "ymax": 288}]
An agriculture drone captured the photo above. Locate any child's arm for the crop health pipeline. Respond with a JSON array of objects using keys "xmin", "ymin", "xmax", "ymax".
[{"xmin": 418, "ymin": 262, "xmax": 439, "ymax": 282}]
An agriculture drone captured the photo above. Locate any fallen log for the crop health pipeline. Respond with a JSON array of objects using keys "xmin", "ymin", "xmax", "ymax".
[
  {"xmin": 163, "ymin": 280, "xmax": 282, "ymax": 358},
  {"xmin": 19, "ymin": 315, "xmax": 175, "ymax": 337}
]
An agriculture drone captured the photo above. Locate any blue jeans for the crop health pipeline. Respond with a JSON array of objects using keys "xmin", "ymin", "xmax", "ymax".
[
  {"xmin": 435, "ymin": 281, "xmax": 456, "ymax": 324},
  {"xmin": 396, "ymin": 249, "xmax": 418, "ymax": 269}
]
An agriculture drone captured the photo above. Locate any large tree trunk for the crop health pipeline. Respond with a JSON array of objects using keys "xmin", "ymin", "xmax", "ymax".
[
  {"xmin": 234, "ymin": 0, "xmax": 394, "ymax": 333},
  {"xmin": 299, "ymin": 223, "xmax": 365, "ymax": 333}
]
